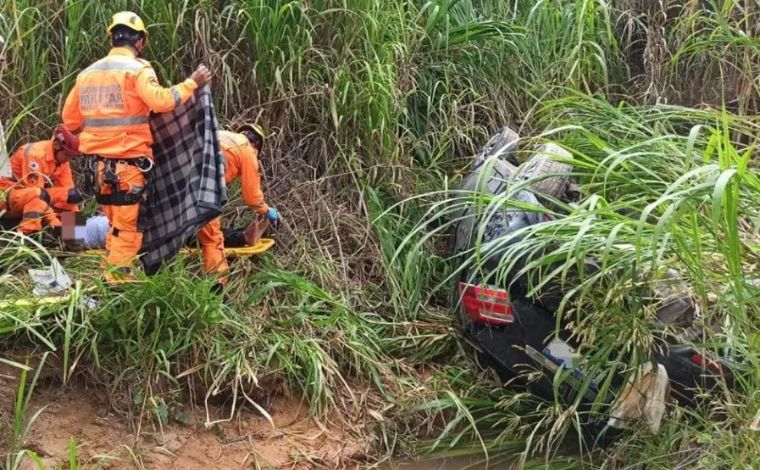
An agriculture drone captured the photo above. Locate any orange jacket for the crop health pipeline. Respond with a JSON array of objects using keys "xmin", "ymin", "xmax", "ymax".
[
  {"xmin": 61, "ymin": 47, "xmax": 198, "ymax": 159},
  {"xmin": 219, "ymin": 131, "xmax": 269, "ymax": 214},
  {"xmin": 0, "ymin": 140, "xmax": 75, "ymax": 192}
]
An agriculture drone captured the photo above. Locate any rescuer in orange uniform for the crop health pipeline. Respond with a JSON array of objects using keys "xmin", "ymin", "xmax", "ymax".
[
  {"xmin": 197, "ymin": 124, "xmax": 278, "ymax": 282},
  {"xmin": 61, "ymin": 12, "xmax": 212, "ymax": 282},
  {"xmin": 0, "ymin": 126, "xmax": 81, "ymax": 234}
]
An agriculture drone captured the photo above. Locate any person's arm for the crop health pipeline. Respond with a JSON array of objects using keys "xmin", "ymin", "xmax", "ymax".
[
  {"xmin": 61, "ymin": 83, "xmax": 84, "ymax": 133},
  {"xmin": 135, "ymin": 65, "xmax": 199, "ymax": 113},
  {"xmin": 48, "ymin": 163, "xmax": 82, "ymax": 207},
  {"xmin": 238, "ymin": 145, "xmax": 269, "ymax": 214},
  {"xmin": 54, "ymin": 162, "xmax": 74, "ymax": 188}
]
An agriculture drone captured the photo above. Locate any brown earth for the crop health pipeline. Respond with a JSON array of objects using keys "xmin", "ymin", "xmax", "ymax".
[{"xmin": 0, "ymin": 364, "xmax": 370, "ymax": 470}]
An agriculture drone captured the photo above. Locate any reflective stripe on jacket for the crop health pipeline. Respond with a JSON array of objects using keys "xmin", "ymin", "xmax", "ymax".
[
  {"xmin": 61, "ymin": 47, "xmax": 198, "ymax": 159},
  {"xmin": 219, "ymin": 131, "xmax": 269, "ymax": 214}
]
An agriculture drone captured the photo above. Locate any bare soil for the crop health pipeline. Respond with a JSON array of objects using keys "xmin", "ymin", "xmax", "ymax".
[{"xmin": 0, "ymin": 365, "xmax": 369, "ymax": 469}]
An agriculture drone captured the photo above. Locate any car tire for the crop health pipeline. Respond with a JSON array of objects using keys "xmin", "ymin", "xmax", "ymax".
[
  {"xmin": 471, "ymin": 126, "xmax": 520, "ymax": 169},
  {"xmin": 516, "ymin": 143, "xmax": 573, "ymax": 199}
]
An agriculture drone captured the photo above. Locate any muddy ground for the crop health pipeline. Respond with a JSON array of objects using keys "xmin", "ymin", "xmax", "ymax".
[{"xmin": 0, "ymin": 363, "xmax": 373, "ymax": 469}]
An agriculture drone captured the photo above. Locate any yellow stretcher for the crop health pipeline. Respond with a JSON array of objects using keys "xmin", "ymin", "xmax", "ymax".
[
  {"xmin": 0, "ymin": 239, "xmax": 275, "ymax": 309},
  {"xmin": 82, "ymin": 238, "xmax": 275, "ymax": 258},
  {"xmin": 0, "ymin": 294, "xmax": 73, "ymax": 309}
]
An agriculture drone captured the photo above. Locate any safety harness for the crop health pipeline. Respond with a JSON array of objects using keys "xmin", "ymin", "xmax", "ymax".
[{"xmin": 86, "ymin": 156, "xmax": 153, "ymax": 206}]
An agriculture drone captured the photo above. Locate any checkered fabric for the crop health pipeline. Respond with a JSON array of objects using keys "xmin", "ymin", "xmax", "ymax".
[{"xmin": 139, "ymin": 86, "xmax": 227, "ymax": 274}]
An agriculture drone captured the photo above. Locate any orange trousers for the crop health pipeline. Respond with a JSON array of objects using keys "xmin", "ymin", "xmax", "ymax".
[
  {"xmin": 197, "ymin": 217, "xmax": 229, "ymax": 284},
  {"xmin": 3, "ymin": 187, "xmax": 61, "ymax": 234},
  {"xmin": 97, "ymin": 162, "xmax": 145, "ymax": 281}
]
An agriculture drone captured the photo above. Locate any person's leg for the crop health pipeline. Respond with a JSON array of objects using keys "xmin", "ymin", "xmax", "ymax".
[
  {"xmin": 102, "ymin": 205, "xmax": 114, "ymax": 259},
  {"xmin": 98, "ymin": 165, "xmax": 145, "ymax": 283},
  {"xmin": 103, "ymin": 203, "xmax": 142, "ymax": 281},
  {"xmin": 42, "ymin": 209, "xmax": 61, "ymax": 232},
  {"xmin": 221, "ymin": 228, "xmax": 247, "ymax": 247},
  {"xmin": 197, "ymin": 217, "xmax": 229, "ymax": 284},
  {"xmin": 83, "ymin": 215, "xmax": 110, "ymax": 249},
  {"xmin": 7, "ymin": 188, "xmax": 57, "ymax": 234},
  {"xmin": 40, "ymin": 190, "xmax": 62, "ymax": 231}
]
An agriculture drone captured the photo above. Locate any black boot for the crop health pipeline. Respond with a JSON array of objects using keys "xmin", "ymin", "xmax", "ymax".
[{"xmin": 211, "ymin": 283, "xmax": 225, "ymax": 296}]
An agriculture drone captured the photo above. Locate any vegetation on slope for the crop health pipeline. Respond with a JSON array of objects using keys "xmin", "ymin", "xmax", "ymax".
[{"xmin": 1, "ymin": 0, "xmax": 759, "ymax": 468}]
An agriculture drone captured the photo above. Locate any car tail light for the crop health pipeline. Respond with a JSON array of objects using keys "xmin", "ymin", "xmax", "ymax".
[
  {"xmin": 459, "ymin": 282, "xmax": 514, "ymax": 325},
  {"xmin": 689, "ymin": 352, "xmax": 724, "ymax": 376}
]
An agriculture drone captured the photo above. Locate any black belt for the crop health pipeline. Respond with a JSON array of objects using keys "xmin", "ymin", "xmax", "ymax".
[
  {"xmin": 86, "ymin": 155, "xmax": 151, "ymax": 206},
  {"xmin": 96, "ymin": 191, "xmax": 144, "ymax": 206},
  {"xmin": 91, "ymin": 155, "xmax": 153, "ymax": 172}
]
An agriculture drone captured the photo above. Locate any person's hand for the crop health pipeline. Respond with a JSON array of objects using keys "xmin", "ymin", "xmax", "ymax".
[
  {"xmin": 266, "ymin": 207, "xmax": 279, "ymax": 222},
  {"xmin": 190, "ymin": 64, "xmax": 212, "ymax": 88}
]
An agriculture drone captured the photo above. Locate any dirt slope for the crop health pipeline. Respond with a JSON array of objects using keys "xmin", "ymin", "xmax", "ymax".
[{"xmin": 0, "ymin": 367, "xmax": 368, "ymax": 469}]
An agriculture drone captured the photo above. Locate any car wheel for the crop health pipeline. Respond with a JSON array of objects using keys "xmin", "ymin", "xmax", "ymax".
[
  {"xmin": 516, "ymin": 143, "xmax": 573, "ymax": 199},
  {"xmin": 471, "ymin": 126, "xmax": 520, "ymax": 169}
]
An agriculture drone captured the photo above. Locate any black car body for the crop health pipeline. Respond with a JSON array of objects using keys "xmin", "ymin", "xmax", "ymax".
[{"xmin": 449, "ymin": 128, "xmax": 737, "ymax": 441}]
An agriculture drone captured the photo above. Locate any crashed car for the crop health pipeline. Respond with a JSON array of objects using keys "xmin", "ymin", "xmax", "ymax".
[{"xmin": 449, "ymin": 127, "xmax": 736, "ymax": 442}]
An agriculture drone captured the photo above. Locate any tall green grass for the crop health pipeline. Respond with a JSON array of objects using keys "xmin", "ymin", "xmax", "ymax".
[
  {"xmin": 3, "ymin": 354, "xmax": 49, "ymax": 470},
  {"xmin": 398, "ymin": 93, "xmax": 760, "ymax": 464},
  {"xmin": 1, "ymin": 0, "xmax": 759, "ymax": 467},
  {"xmin": 616, "ymin": 0, "xmax": 760, "ymax": 110}
]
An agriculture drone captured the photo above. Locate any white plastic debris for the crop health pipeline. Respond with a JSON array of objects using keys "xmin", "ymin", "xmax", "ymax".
[
  {"xmin": 544, "ymin": 339, "xmax": 575, "ymax": 368},
  {"xmin": 81, "ymin": 295, "xmax": 100, "ymax": 311},
  {"xmin": 29, "ymin": 258, "xmax": 72, "ymax": 297},
  {"xmin": 607, "ymin": 362, "xmax": 669, "ymax": 434}
]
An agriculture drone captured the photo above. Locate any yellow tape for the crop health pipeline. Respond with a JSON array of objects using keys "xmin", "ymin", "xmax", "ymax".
[{"xmin": 83, "ymin": 238, "xmax": 275, "ymax": 258}]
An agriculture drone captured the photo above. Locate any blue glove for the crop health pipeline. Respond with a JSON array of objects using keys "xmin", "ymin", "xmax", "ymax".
[{"xmin": 266, "ymin": 207, "xmax": 279, "ymax": 222}]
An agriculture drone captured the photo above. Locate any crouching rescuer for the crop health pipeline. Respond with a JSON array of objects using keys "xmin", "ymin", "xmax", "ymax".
[
  {"xmin": 197, "ymin": 124, "xmax": 278, "ymax": 284},
  {"xmin": 0, "ymin": 126, "xmax": 81, "ymax": 234},
  {"xmin": 61, "ymin": 11, "xmax": 212, "ymax": 283}
]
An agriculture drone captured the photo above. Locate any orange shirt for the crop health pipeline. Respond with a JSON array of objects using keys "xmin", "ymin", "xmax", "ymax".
[
  {"xmin": 61, "ymin": 47, "xmax": 198, "ymax": 159},
  {"xmin": 0, "ymin": 140, "xmax": 74, "ymax": 191},
  {"xmin": 219, "ymin": 131, "xmax": 268, "ymax": 214}
]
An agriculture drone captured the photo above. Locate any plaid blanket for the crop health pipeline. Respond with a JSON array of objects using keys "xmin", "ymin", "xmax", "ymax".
[{"xmin": 139, "ymin": 86, "xmax": 227, "ymax": 274}]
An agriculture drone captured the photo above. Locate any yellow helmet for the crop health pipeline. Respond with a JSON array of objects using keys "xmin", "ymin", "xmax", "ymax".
[
  {"xmin": 107, "ymin": 11, "xmax": 148, "ymax": 37},
  {"xmin": 236, "ymin": 123, "xmax": 267, "ymax": 140}
]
